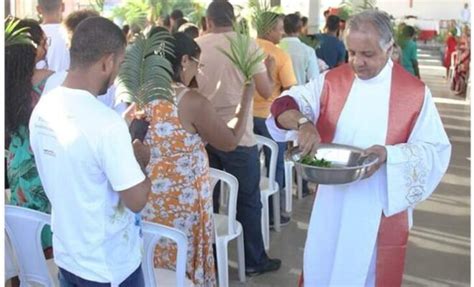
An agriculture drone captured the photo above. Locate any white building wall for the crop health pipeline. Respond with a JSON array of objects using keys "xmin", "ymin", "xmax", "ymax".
[
  {"xmin": 377, "ymin": 0, "xmax": 469, "ymax": 21},
  {"xmin": 319, "ymin": 0, "xmax": 470, "ymax": 21}
]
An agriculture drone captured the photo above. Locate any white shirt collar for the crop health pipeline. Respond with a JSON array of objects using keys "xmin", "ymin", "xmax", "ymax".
[
  {"xmin": 356, "ymin": 59, "xmax": 393, "ymax": 84},
  {"xmin": 281, "ymin": 37, "xmax": 301, "ymax": 43}
]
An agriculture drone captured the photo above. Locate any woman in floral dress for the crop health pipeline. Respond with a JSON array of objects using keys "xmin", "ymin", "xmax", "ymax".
[
  {"xmin": 128, "ymin": 32, "xmax": 255, "ymax": 286},
  {"xmin": 6, "ymin": 18, "xmax": 54, "ymax": 255}
]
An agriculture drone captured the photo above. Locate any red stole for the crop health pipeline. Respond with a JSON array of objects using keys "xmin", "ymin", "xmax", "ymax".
[{"xmin": 301, "ymin": 63, "xmax": 425, "ymax": 287}]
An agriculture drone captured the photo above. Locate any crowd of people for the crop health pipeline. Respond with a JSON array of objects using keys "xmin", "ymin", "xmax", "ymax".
[
  {"xmin": 5, "ymin": 0, "xmax": 452, "ymax": 286},
  {"xmin": 442, "ymin": 19, "xmax": 471, "ymax": 96}
]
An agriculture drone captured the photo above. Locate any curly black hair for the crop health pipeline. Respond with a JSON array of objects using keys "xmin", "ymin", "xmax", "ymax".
[{"xmin": 5, "ymin": 18, "xmax": 40, "ymax": 137}]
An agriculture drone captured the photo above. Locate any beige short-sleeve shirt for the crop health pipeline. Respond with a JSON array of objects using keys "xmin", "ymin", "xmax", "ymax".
[{"xmin": 196, "ymin": 32, "xmax": 266, "ymax": 147}]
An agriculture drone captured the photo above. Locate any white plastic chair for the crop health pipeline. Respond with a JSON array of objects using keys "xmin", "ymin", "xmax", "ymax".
[
  {"xmin": 4, "ymin": 190, "xmax": 18, "ymax": 283},
  {"xmin": 141, "ymin": 220, "xmax": 193, "ymax": 287},
  {"xmin": 255, "ymin": 135, "xmax": 281, "ymax": 251},
  {"xmin": 448, "ymin": 50, "xmax": 459, "ymax": 85},
  {"xmin": 296, "ymin": 170, "xmax": 304, "ymax": 199},
  {"xmin": 285, "ymin": 142, "xmax": 304, "ymax": 201},
  {"xmin": 5, "ymin": 205, "xmax": 54, "ymax": 287},
  {"xmin": 283, "ymin": 159, "xmax": 294, "ymax": 213},
  {"xmin": 210, "ymin": 168, "xmax": 246, "ymax": 287},
  {"xmin": 5, "ymin": 231, "xmax": 19, "ymax": 283}
]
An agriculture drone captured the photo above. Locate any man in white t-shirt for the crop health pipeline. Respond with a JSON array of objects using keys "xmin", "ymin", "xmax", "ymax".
[
  {"xmin": 30, "ymin": 17, "xmax": 151, "ymax": 286},
  {"xmin": 43, "ymin": 71, "xmax": 129, "ymax": 115},
  {"xmin": 37, "ymin": 0, "xmax": 70, "ymax": 72}
]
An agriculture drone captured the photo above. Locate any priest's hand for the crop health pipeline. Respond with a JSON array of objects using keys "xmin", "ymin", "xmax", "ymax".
[
  {"xmin": 298, "ymin": 122, "xmax": 321, "ymax": 156},
  {"xmin": 362, "ymin": 145, "xmax": 387, "ymax": 179}
]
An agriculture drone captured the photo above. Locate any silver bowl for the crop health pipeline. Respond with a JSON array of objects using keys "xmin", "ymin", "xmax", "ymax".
[{"xmin": 287, "ymin": 143, "xmax": 379, "ymax": 185}]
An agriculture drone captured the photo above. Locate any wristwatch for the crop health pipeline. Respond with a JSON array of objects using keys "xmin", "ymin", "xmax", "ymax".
[{"xmin": 297, "ymin": 117, "xmax": 310, "ymax": 129}]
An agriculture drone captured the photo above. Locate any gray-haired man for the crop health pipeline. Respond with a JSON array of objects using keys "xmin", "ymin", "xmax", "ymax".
[{"xmin": 268, "ymin": 10, "xmax": 451, "ymax": 286}]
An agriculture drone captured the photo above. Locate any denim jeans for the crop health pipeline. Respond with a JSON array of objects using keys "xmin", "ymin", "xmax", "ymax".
[
  {"xmin": 58, "ymin": 265, "xmax": 144, "ymax": 287},
  {"xmin": 253, "ymin": 117, "xmax": 287, "ymax": 213},
  {"xmin": 206, "ymin": 144, "xmax": 268, "ymax": 268}
]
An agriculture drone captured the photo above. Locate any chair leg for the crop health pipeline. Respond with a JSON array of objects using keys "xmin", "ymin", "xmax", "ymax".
[
  {"xmin": 261, "ymin": 195, "xmax": 270, "ymax": 251},
  {"xmin": 236, "ymin": 232, "xmax": 246, "ymax": 282},
  {"xmin": 284, "ymin": 162, "xmax": 293, "ymax": 213},
  {"xmin": 272, "ymin": 193, "xmax": 281, "ymax": 232},
  {"xmin": 216, "ymin": 240, "xmax": 229, "ymax": 287},
  {"xmin": 297, "ymin": 172, "xmax": 303, "ymax": 200}
]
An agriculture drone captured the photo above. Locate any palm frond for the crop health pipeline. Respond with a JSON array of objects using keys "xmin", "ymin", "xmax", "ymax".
[
  {"xmin": 5, "ymin": 18, "xmax": 34, "ymax": 47},
  {"xmin": 146, "ymin": 0, "xmax": 161, "ymax": 23},
  {"xmin": 299, "ymin": 35, "xmax": 319, "ymax": 49},
  {"xmin": 218, "ymin": 23, "xmax": 266, "ymax": 83},
  {"xmin": 118, "ymin": 31, "xmax": 174, "ymax": 109},
  {"xmin": 89, "ymin": 0, "xmax": 105, "ymax": 12},
  {"xmin": 112, "ymin": 0, "xmax": 148, "ymax": 30},
  {"xmin": 248, "ymin": 0, "xmax": 280, "ymax": 37}
]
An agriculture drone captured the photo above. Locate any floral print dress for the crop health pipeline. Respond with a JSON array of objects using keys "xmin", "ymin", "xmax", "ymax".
[
  {"xmin": 6, "ymin": 76, "xmax": 52, "ymax": 249},
  {"xmin": 142, "ymin": 93, "xmax": 216, "ymax": 287}
]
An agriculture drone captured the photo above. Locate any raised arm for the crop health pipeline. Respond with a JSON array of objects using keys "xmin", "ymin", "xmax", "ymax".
[
  {"xmin": 254, "ymin": 55, "xmax": 275, "ymax": 100},
  {"xmin": 179, "ymin": 83, "xmax": 255, "ymax": 151}
]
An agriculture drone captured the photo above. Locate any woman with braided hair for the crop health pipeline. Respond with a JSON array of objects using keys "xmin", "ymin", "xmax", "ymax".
[{"xmin": 5, "ymin": 17, "xmax": 54, "ymax": 258}]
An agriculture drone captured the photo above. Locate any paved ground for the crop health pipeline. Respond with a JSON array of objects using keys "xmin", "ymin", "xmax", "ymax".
[{"xmin": 228, "ymin": 48, "xmax": 471, "ymax": 286}]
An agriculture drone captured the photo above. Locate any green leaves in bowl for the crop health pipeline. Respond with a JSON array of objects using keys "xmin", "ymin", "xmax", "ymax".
[{"xmin": 300, "ymin": 155, "xmax": 332, "ymax": 168}]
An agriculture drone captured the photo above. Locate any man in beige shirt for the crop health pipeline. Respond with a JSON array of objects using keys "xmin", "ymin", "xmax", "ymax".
[{"xmin": 196, "ymin": 1, "xmax": 281, "ymax": 276}]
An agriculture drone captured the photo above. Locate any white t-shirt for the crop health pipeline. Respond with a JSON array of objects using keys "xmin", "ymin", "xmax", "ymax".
[
  {"xmin": 29, "ymin": 87, "xmax": 145, "ymax": 284},
  {"xmin": 461, "ymin": 7, "xmax": 470, "ymax": 23},
  {"xmin": 39, "ymin": 24, "xmax": 70, "ymax": 72},
  {"xmin": 43, "ymin": 72, "xmax": 128, "ymax": 114}
]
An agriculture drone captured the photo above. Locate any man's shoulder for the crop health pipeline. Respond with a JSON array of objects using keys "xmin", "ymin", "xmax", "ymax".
[
  {"xmin": 302, "ymin": 42, "xmax": 316, "ymax": 53},
  {"xmin": 197, "ymin": 32, "xmax": 232, "ymax": 44},
  {"xmin": 91, "ymin": 99, "xmax": 124, "ymax": 124},
  {"xmin": 276, "ymin": 46, "xmax": 293, "ymax": 64},
  {"xmin": 195, "ymin": 33, "xmax": 212, "ymax": 44},
  {"xmin": 41, "ymin": 23, "xmax": 66, "ymax": 35},
  {"xmin": 407, "ymin": 40, "xmax": 417, "ymax": 49},
  {"xmin": 259, "ymin": 40, "xmax": 291, "ymax": 61}
]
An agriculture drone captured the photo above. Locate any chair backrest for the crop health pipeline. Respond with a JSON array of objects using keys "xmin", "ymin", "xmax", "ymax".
[
  {"xmin": 5, "ymin": 230, "xmax": 19, "ymax": 281},
  {"xmin": 255, "ymin": 135, "xmax": 279, "ymax": 190},
  {"xmin": 451, "ymin": 50, "xmax": 459, "ymax": 67},
  {"xmin": 209, "ymin": 168, "xmax": 239, "ymax": 235},
  {"xmin": 141, "ymin": 221, "xmax": 188, "ymax": 287},
  {"xmin": 5, "ymin": 205, "xmax": 54, "ymax": 287}
]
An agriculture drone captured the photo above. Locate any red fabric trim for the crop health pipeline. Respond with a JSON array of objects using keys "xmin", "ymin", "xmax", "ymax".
[
  {"xmin": 316, "ymin": 64, "xmax": 355, "ymax": 143},
  {"xmin": 313, "ymin": 62, "xmax": 425, "ymax": 286},
  {"xmin": 385, "ymin": 63, "xmax": 425, "ymax": 145},
  {"xmin": 270, "ymin": 96, "xmax": 299, "ymax": 129},
  {"xmin": 376, "ymin": 212, "xmax": 409, "ymax": 287},
  {"xmin": 298, "ymin": 272, "xmax": 304, "ymax": 287},
  {"xmin": 376, "ymin": 62, "xmax": 424, "ymax": 287}
]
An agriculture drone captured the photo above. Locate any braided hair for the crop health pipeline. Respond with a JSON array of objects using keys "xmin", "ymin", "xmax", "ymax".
[{"xmin": 5, "ymin": 18, "xmax": 41, "ymax": 137}]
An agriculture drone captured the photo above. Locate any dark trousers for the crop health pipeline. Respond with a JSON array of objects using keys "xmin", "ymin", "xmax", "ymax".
[
  {"xmin": 206, "ymin": 144, "xmax": 268, "ymax": 268},
  {"xmin": 58, "ymin": 265, "xmax": 144, "ymax": 287},
  {"xmin": 253, "ymin": 117, "xmax": 287, "ymax": 214}
]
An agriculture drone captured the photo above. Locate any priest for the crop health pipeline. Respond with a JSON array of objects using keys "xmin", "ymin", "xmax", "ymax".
[{"xmin": 266, "ymin": 10, "xmax": 451, "ymax": 287}]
